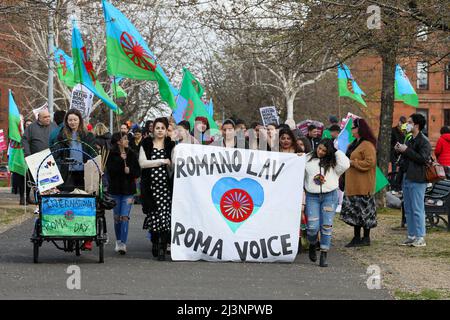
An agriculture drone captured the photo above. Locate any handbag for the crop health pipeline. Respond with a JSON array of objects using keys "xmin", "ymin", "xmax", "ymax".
[{"xmin": 425, "ymin": 159, "xmax": 446, "ymax": 183}]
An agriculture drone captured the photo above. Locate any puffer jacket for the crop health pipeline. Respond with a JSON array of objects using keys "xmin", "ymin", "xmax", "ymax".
[{"xmin": 435, "ymin": 133, "xmax": 450, "ymax": 166}]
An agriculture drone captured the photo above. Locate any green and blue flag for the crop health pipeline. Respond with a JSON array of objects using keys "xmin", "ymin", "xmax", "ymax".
[
  {"xmin": 102, "ymin": 0, "xmax": 177, "ymax": 108},
  {"xmin": 72, "ymin": 20, "xmax": 122, "ymax": 114},
  {"xmin": 338, "ymin": 64, "xmax": 367, "ymax": 107}
]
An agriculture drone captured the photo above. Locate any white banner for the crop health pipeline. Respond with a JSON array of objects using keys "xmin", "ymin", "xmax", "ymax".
[
  {"xmin": 171, "ymin": 144, "xmax": 305, "ymax": 262},
  {"xmin": 25, "ymin": 149, "xmax": 64, "ymax": 192},
  {"xmin": 70, "ymin": 84, "xmax": 94, "ymax": 120},
  {"xmin": 259, "ymin": 106, "xmax": 279, "ymax": 127}
]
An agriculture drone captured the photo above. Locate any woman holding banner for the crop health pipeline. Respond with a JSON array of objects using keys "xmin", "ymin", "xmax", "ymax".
[
  {"xmin": 340, "ymin": 118, "xmax": 377, "ymax": 248},
  {"xmin": 139, "ymin": 117, "xmax": 175, "ymax": 261},
  {"xmin": 304, "ymin": 138, "xmax": 350, "ymax": 267}
]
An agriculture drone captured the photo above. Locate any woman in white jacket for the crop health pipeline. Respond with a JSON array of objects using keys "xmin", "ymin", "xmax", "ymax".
[{"xmin": 304, "ymin": 138, "xmax": 350, "ymax": 267}]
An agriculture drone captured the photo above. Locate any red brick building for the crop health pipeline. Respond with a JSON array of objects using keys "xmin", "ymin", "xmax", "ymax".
[{"xmin": 352, "ymin": 56, "xmax": 450, "ymax": 147}]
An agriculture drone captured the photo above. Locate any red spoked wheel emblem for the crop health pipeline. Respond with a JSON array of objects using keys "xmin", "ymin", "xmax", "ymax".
[
  {"xmin": 59, "ymin": 56, "xmax": 67, "ymax": 76},
  {"xmin": 183, "ymin": 99, "xmax": 194, "ymax": 121},
  {"xmin": 120, "ymin": 32, "xmax": 156, "ymax": 71},
  {"xmin": 346, "ymin": 79, "xmax": 354, "ymax": 94},
  {"xmin": 64, "ymin": 210, "xmax": 74, "ymax": 221},
  {"xmin": 220, "ymin": 188, "xmax": 254, "ymax": 223}
]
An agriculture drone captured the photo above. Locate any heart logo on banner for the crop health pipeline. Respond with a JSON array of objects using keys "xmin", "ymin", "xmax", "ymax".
[{"xmin": 211, "ymin": 177, "xmax": 264, "ymax": 233}]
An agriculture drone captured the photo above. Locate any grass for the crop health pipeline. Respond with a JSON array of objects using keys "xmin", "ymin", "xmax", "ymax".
[
  {"xmin": 394, "ymin": 289, "xmax": 450, "ymax": 300},
  {"xmin": 0, "ymin": 207, "xmax": 29, "ymax": 227},
  {"xmin": 333, "ymin": 207, "xmax": 450, "ymax": 299},
  {"xmin": 0, "ymin": 179, "xmax": 8, "ymax": 187}
]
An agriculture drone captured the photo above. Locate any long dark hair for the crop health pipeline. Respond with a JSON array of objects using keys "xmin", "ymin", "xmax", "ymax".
[
  {"xmin": 153, "ymin": 117, "xmax": 169, "ymax": 132},
  {"xmin": 279, "ymin": 128, "xmax": 302, "ymax": 153},
  {"xmin": 110, "ymin": 132, "xmax": 128, "ymax": 152},
  {"xmin": 63, "ymin": 108, "xmax": 86, "ymax": 140},
  {"xmin": 308, "ymin": 138, "xmax": 337, "ymax": 175},
  {"xmin": 354, "ymin": 118, "xmax": 377, "ymax": 147}
]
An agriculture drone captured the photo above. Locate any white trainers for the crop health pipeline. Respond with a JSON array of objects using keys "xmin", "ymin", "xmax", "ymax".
[
  {"xmin": 119, "ymin": 243, "xmax": 127, "ymax": 255},
  {"xmin": 115, "ymin": 241, "xmax": 122, "ymax": 252},
  {"xmin": 411, "ymin": 237, "xmax": 426, "ymax": 247},
  {"xmin": 399, "ymin": 237, "xmax": 415, "ymax": 246}
]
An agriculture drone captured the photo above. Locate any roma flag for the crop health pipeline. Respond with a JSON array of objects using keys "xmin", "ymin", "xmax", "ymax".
[
  {"xmin": 395, "ymin": 64, "xmax": 419, "ymax": 107},
  {"xmin": 8, "ymin": 90, "xmax": 27, "ymax": 176},
  {"xmin": 178, "ymin": 68, "xmax": 217, "ymax": 130},
  {"xmin": 338, "ymin": 64, "xmax": 367, "ymax": 107},
  {"xmin": 102, "ymin": 0, "xmax": 177, "ymax": 108},
  {"xmin": 72, "ymin": 20, "xmax": 122, "ymax": 114},
  {"xmin": 54, "ymin": 47, "xmax": 76, "ymax": 88}
]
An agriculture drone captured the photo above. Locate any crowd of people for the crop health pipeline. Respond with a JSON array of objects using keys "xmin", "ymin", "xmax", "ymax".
[{"xmin": 12, "ymin": 107, "xmax": 442, "ymax": 266}]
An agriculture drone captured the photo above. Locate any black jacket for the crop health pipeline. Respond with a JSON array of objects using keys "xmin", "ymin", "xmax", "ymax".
[
  {"xmin": 308, "ymin": 136, "xmax": 320, "ymax": 151},
  {"xmin": 94, "ymin": 133, "xmax": 112, "ymax": 152},
  {"xmin": 399, "ymin": 132, "xmax": 431, "ymax": 183},
  {"xmin": 106, "ymin": 147, "xmax": 140, "ymax": 195},
  {"xmin": 390, "ymin": 126, "xmax": 405, "ymax": 162}
]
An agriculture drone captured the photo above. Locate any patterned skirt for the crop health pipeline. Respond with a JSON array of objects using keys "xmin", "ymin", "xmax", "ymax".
[{"xmin": 340, "ymin": 195, "xmax": 377, "ymax": 229}]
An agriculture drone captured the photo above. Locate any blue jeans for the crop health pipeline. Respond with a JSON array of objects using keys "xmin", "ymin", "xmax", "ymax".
[
  {"xmin": 402, "ymin": 178, "xmax": 427, "ymax": 238},
  {"xmin": 111, "ymin": 195, "xmax": 134, "ymax": 244},
  {"xmin": 305, "ymin": 190, "xmax": 338, "ymax": 251}
]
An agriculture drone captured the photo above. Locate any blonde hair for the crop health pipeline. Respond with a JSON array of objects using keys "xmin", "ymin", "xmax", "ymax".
[{"xmin": 94, "ymin": 122, "xmax": 109, "ymax": 136}]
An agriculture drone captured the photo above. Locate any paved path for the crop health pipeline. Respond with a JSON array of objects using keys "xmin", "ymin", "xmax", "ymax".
[{"xmin": 0, "ymin": 202, "xmax": 391, "ymax": 300}]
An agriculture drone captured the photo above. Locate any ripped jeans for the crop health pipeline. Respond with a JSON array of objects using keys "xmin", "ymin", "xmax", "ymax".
[
  {"xmin": 305, "ymin": 190, "xmax": 338, "ymax": 251},
  {"xmin": 111, "ymin": 195, "xmax": 134, "ymax": 244}
]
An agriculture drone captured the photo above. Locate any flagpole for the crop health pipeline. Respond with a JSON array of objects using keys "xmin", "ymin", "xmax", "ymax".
[
  {"xmin": 338, "ymin": 96, "xmax": 341, "ymax": 123},
  {"xmin": 47, "ymin": 0, "xmax": 55, "ymax": 119},
  {"xmin": 111, "ymin": 76, "xmax": 118, "ymax": 133}
]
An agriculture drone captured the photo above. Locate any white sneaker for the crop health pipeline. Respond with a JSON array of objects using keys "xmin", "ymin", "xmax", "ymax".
[
  {"xmin": 411, "ymin": 237, "xmax": 426, "ymax": 247},
  {"xmin": 119, "ymin": 243, "xmax": 127, "ymax": 255},
  {"xmin": 399, "ymin": 236, "xmax": 415, "ymax": 246},
  {"xmin": 115, "ymin": 241, "xmax": 122, "ymax": 252}
]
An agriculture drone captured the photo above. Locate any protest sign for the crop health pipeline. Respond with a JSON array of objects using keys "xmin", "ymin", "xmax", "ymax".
[
  {"xmin": 70, "ymin": 84, "xmax": 94, "ymax": 120},
  {"xmin": 171, "ymin": 144, "xmax": 305, "ymax": 262},
  {"xmin": 259, "ymin": 106, "xmax": 279, "ymax": 126},
  {"xmin": 297, "ymin": 120, "xmax": 325, "ymax": 136},
  {"xmin": 0, "ymin": 130, "xmax": 6, "ymax": 152},
  {"xmin": 25, "ymin": 148, "xmax": 64, "ymax": 192},
  {"xmin": 40, "ymin": 196, "xmax": 96, "ymax": 237}
]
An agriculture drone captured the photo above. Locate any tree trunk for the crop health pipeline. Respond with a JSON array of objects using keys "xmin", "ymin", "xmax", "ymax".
[
  {"xmin": 376, "ymin": 50, "xmax": 397, "ymax": 208},
  {"xmin": 286, "ymin": 95, "xmax": 295, "ymax": 121}
]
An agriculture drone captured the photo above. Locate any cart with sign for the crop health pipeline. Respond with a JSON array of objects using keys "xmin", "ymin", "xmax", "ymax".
[{"xmin": 30, "ymin": 141, "xmax": 111, "ymax": 263}]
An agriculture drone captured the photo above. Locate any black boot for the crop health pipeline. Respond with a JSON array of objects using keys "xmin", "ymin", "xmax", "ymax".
[
  {"xmin": 361, "ymin": 228, "xmax": 371, "ymax": 246},
  {"xmin": 319, "ymin": 251, "xmax": 328, "ymax": 267},
  {"xmin": 151, "ymin": 232, "xmax": 159, "ymax": 257},
  {"xmin": 345, "ymin": 237, "xmax": 361, "ymax": 247},
  {"xmin": 308, "ymin": 244, "xmax": 317, "ymax": 262},
  {"xmin": 158, "ymin": 232, "xmax": 169, "ymax": 261},
  {"xmin": 19, "ymin": 194, "xmax": 25, "ymax": 206},
  {"xmin": 345, "ymin": 226, "xmax": 362, "ymax": 247}
]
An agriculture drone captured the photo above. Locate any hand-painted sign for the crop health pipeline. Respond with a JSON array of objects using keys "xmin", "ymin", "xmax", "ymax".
[{"xmin": 41, "ymin": 196, "xmax": 96, "ymax": 237}]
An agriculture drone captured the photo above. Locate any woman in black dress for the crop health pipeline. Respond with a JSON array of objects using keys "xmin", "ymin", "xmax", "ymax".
[{"xmin": 139, "ymin": 117, "xmax": 175, "ymax": 261}]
